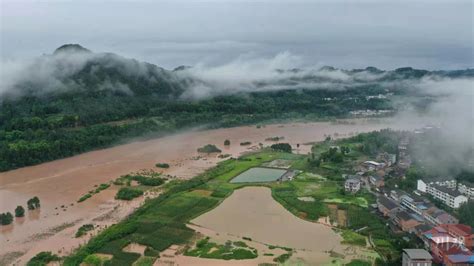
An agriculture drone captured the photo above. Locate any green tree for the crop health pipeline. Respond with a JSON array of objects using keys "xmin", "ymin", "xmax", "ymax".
[
  {"xmin": 224, "ymin": 139, "xmax": 230, "ymax": 146},
  {"xmin": 459, "ymin": 201, "xmax": 474, "ymax": 227},
  {"xmin": 0, "ymin": 212, "xmax": 13, "ymax": 225},
  {"xmin": 27, "ymin": 196, "xmax": 41, "ymax": 210},
  {"xmin": 15, "ymin": 206, "xmax": 25, "ymax": 217}
]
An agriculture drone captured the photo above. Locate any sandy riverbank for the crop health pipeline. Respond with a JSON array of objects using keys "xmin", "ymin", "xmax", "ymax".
[{"xmin": 0, "ymin": 119, "xmax": 417, "ymax": 264}]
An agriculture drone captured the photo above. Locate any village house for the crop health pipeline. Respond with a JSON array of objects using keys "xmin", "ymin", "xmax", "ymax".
[
  {"xmin": 397, "ymin": 137, "xmax": 413, "ymax": 169},
  {"xmin": 391, "ymin": 190, "xmax": 459, "ymax": 226},
  {"xmin": 344, "ymin": 176, "xmax": 361, "ymax": 193},
  {"xmin": 377, "ymin": 196, "xmax": 400, "ymax": 217},
  {"xmin": 377, "ymin": 152, "xmax": 397, "ymax": 167},
  {"xmin": 369, "ymin": 175, "xmax": 385, "ymax": 188},
  {"xmin": 390, "ymin": 189, "xmax": 407, "ymax": 202},
  {"xmin": 363, "ymin": 160, "xmax": 386, "ymax": 171},
  {"xmin": 423, "ymin": 224, "xmax": 474, "ymax": 265},
  {"xmin": 424, "ymin": 208, "xmax": 459, "ymax": 225},
  {"xmin": 402, "ymin": 249, "xmax": 433, "ymax": 266},
  {"xmin": 429, "ymin": 242, "xmax": 473, "ymax": 265},
  {"xmin": 414, "ymin": 224, "xmax": 433, "ymax": 237},
  {"xmin": 400, "ymin": 194, "xmax": 428, "ymax": 216},
  {"xmin": 394, "ymin": 210, "xmax": 423, "ymax": 233}
]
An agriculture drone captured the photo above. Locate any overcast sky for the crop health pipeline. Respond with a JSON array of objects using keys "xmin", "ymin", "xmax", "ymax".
[{"xmin": 1, "ymin": 0, "xmax": 473, "ymax": 70}]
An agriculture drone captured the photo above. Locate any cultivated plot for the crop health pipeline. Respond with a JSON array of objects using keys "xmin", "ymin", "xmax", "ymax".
[{"xmin": 230, "ymin": 167, "xmax": 287, "ymax": 183}]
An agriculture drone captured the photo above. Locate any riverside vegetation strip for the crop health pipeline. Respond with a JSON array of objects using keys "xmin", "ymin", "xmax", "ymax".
[{"xmin": 53, "ymin": 130, "xmax": 416, "ymax": 265}]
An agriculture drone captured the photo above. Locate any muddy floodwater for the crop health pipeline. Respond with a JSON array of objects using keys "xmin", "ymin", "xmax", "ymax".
[
  {"xmin": 191, "ymin": 186, "xmax": 343, "ymax": 264},
  {"xmin": 0, "ymin": 119, "xmax": 416, "ymax": 264}
]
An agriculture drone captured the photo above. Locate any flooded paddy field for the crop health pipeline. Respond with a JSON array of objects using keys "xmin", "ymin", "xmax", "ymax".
[{"xmin": 191, "ymin": 186, "xmax": 344, "ymax": 264}]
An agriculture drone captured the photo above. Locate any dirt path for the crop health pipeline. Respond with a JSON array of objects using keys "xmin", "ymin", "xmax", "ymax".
[{"xmin": 0, "ymin": 119, "xmax": 417, "ymax": 264}]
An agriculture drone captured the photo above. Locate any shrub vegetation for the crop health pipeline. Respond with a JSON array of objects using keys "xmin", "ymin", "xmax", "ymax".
[
  {"xmin": 27, "ymin": 251, "xmax": 60, "ymax": 266},
  {"xmin": 155, "ymin": 163, "xmax": 170, "ymax": 168},
  {"xmin": 197, "ymin": 144, "xmax": 222, "ymax": 153},
  {"xmin": 76, "ymin": 224, "xmax": 95, "ymax": 238},
  {"xmin": 115, "ymin": 187, "xmax": 144, "ymax": 200}
]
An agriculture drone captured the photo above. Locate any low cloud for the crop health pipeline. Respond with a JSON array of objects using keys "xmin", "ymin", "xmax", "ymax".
[
  {"xmin": 395, "ymin": 76, "xmax": 474, "ymax": 175},
  {"xmin": 176, "ymin": 52, "xmax": 389, "ymax": 98}
]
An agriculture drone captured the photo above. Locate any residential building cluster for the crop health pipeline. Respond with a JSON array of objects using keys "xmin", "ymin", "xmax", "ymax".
[
  {"xmin": 343, "ymin": 130, "xmax": 474, "ymax": 265},
  {"xmin": 376, "ymin": 188, "xmax": 473, "ymax": 265}
]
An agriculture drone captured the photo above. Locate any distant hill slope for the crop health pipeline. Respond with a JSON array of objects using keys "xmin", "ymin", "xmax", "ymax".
[
  {"xmin": 0, "ymin": 44, "xmax": 472, "ymax": 171},
  {"xmin": 3, "ymin": 44, "xmax": 185, "ymax": 100}
]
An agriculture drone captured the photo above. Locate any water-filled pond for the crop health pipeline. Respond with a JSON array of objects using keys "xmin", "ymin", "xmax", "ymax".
[{"xmin": 230, "ymin": 167, "xmax": 287, "ymax": 183}]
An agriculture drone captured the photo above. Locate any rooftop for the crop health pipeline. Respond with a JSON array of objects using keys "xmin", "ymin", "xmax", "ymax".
[
  {"xmin": 378, "ymin": 196, "xmax": 399, "ymax": 210},
  {"xmin": 431, "ymin": 184, "xmax": 463, "ymax": 197},
  {"xmin": 403, "ymin": 249, "xmax": 433, "ymax": 260},
  {"xmin": 447, "ymin": 254, "xmax": 474, "ymax": 264},
  {"xmin": 345, "ymin": 178, "xmax": 361, "ymax": 185},
  {"xmin": 364, "ymin": 161, "xmax": 383, "ymax": 166},
  {"xmin": 397, "ymin": 210, "xmax": 415, "ymax": 221},
  {"xmin": 414, "ymin": 224, "xmax": 433, "ymax": 233}
]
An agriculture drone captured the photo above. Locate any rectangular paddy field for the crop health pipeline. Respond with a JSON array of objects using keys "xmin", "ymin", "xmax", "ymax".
[{"xmin": 230, "ymin": 167, "xmax": 288, "ymax": 183}]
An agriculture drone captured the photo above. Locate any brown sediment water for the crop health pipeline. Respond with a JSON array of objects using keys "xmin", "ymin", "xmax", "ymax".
[
  {"xmin": 191, "ymin": 187, "xmax": 342, "ymax": 253},
  {"xmin": 0, "ymin": 119, "xmax": 416, "ymax": 264}
]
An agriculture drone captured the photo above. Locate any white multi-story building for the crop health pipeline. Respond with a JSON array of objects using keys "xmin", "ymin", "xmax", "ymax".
[
  {"xmin": 418, "ymin": 179, "xmax": 470, "ymax": 208},
  {"xmin": 458, "ymin": 182, "xmax": 474, "ymax": 199},
  {"xmin": 426, "ymin": 184, "xmax": 468, "ymax": 209}
]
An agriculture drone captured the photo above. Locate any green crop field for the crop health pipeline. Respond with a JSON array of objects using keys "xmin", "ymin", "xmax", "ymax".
[{"xmin": 230, "ymin": 167, "xmax": 287, "ymax": 183}]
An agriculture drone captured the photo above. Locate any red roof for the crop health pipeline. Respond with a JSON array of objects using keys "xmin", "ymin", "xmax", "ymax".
[
  {"xmin": 444, "ymin": 224, "xmax": 472, "ymax": 236},
  {"xmin": 426, "ymin": 224, "xmax": 473, "ymax": 236},
  {"xmin": 435, "ymin": 243, "xmax": 472, "ymax": 256}
]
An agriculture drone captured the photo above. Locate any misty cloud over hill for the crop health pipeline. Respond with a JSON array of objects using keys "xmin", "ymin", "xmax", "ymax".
[{"xmin": 1, "ymin": 45, "xmax": 473, "ymax": 101}]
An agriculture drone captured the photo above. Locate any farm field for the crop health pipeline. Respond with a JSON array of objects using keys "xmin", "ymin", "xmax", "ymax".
[{"xmin": 229, "ymin": 167, "xmax": 287, "ymax": 183}]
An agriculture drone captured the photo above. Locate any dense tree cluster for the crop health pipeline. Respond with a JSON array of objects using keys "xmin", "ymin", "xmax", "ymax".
[
  {"xmin": 320, "ymin": 147, "xmax": 345, "ymax": 163},
  {"xmin": 270, "ymin": 143, "xmax": 292, "ymax": 153},
  {"xmin": 347, "ymin": 129, "xmax": 402, "ymax": 155}
]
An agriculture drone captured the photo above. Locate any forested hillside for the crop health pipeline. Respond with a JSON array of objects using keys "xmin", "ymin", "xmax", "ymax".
[{"xmin": 0, "ymin": 44, "xmax": 472, "ymax": 171}]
